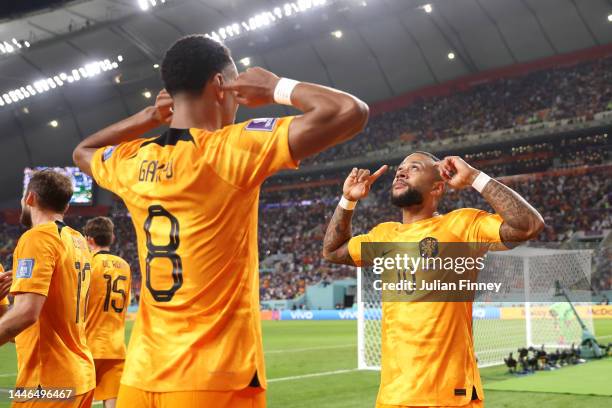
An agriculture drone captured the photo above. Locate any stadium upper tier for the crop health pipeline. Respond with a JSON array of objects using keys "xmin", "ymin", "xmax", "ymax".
[{"xmin": 290, "ymin": 55, "xmax": 612, "ymax": 171}]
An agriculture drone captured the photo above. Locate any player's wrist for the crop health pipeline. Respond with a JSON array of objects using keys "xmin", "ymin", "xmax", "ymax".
[
  {"xmin": 471, "ymin": 171, "xmax": 491, "ymax": 193},
  {"xmin": 339, "ymin": 195, "xmax": 357, "ymax": 211},
  {"xmin": 273, "ymin": 77, "xmax": 300, "ymax": 106}
]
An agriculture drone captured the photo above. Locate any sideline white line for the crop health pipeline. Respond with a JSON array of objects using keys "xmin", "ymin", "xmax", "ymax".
[
  {"xmin": 268, "ymin": 368, "xmax": 359, "ymax": 383},
  {"xmin": 265, "ymin": 344, "xmax": 356, "ymax": 354}
]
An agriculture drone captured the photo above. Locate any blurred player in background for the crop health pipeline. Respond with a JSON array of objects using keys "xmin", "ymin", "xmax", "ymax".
[
  {"xmin": 72, "ymin": 35, "xmax": 369, "ymax": 408},
  {"xmin": 0, "ymin": 170, "xmax": 95, "ymax": 407},
  {"xmin": 84, "ymin": 217, "xmax": 132, "ymax": 408},
  {"xmin": 323, "ymin": 153, "xmax": 544, "ymax": 408},
  {"xmin": 0, "ymin": 265, "xmax": 10, "ymax": 318},
  {"xmin": 549, "ymin": 302, "xmax": 578, "ymax": 345}
]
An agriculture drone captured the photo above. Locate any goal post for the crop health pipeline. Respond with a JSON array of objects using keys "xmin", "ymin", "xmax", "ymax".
[{"xmin": 356, "ymin": 246, "xmax": 594, "ymax": 369}]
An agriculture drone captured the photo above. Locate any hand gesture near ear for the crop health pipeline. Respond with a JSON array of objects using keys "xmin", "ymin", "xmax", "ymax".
[
  {"xmin": 222, "ymin": 67, "xmax": 281, "ymax": 107},
  {"xmin": 153, "ymin": 89, "xmax": 173, "ymax": 124},
  {"xmin": 437, "ymin": 156, "xmax": 480, "ymax": 190}
]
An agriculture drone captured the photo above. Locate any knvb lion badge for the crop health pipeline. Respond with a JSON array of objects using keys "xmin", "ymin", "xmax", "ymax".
[{"xmin": 419, "ymin": 237, "xmax": 439, "ymax": 258}]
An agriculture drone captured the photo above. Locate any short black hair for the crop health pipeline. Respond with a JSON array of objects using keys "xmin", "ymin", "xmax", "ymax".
[
  {"xmin": 161, "ymin": 35, "xmax": 233, "ymax": 96},
  {"xmin": 84, "ymin": 217, "xmax": 114, "ymax": 247},
  {"xmin": 413, "ymin": 151, "xmax": 441, "ymax": 162},
  {"xmin": 26, "ymin": 170, "xmax": 73, "ymax": 213}
]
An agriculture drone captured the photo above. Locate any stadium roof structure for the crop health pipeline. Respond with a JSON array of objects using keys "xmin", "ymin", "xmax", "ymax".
[{"xmin": 0, "ymin": 0, "xmax": 611, "ymax": 206}]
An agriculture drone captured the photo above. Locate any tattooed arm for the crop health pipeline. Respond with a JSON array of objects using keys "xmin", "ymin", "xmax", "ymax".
[
  {"xmin": 480, "ymin": 180, "xmax": 545, "ymax": 247},
  {"xmin": 438, "ymin": 156, "xmax": 545, "ymax": 248},
  {"xmin": 322, "ymin": 166, "xmax": 388, "ymax": 265}
]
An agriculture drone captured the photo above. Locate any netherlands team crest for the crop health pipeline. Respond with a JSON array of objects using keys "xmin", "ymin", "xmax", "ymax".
[{"xmin": 419, "ymin": 237, "xmax": 439, "ymax": 258}]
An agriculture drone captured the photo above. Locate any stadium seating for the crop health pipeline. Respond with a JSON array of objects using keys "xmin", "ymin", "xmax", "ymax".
[{"xmin": 306, "ymin": 55, "xmax": 612, "ymax": 165}]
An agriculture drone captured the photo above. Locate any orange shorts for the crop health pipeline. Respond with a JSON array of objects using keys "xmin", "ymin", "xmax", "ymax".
[
  {"xmin": 11, "ymin": 390, "xmax": 94, "ymax": 408},
  {"xmin": 94, "ymin": 359, "xmax": 125, "ymax": 401},
  {"xmin": 376, "ymin": 400, "xmax": 483, "ymax": 408},
  {"xmin": 116, "ymin": 383, "xmax": 266, "ymax": 408}
]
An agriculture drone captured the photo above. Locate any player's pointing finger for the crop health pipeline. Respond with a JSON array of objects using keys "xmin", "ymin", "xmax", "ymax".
[{"xmin": 369, "ymin": 165, "xmax": 388, "ymax": 182}]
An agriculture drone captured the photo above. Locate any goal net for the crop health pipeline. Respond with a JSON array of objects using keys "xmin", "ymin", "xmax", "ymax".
[{"xmin": 357, "ymin": 246, "xmax": 594, "ymax": 370}]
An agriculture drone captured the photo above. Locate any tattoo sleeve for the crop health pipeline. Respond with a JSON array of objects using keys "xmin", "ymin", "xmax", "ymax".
[
  {"xmin": 322, "ymin": 205, "xmax": 357, "ymax": 266},
  {"xmin": 480, "ymin": 179, "xmax": 545, "ymax": 247}
]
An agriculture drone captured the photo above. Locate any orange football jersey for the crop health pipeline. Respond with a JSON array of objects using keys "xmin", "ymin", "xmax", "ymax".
[
  {"xmin": 10, "ymin": 221, "xmax": 95, "ymax": 395},
  {"xmin": 86, "ymin": 251, "xmax": 131, "ymax": 359},
  {"xmin": 348, "ymin": 208, "xmax": 505, "ymax": 406},
  {"xmin": 90, "ymin": 117, "xmax": 298, "ymax": 392},
  {"xmin": 0, "ymin": 264, "xmax": 7, "ymax": 306}
]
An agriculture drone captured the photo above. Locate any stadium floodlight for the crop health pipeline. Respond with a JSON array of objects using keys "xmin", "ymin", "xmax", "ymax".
[
  {"xmin": 240, "ymin": 57, "xmax": 251, "ymax": 67},
  {"xmin": 0, "ymin": 55, "xmax": 123, "ymax": 110},
  {"xmin": 142, "ymin": 90, "xmax": 152, "ymax": 99},
  {"xmin": 138, "ymin": 0, "xmax": 150, "ymax": 11},
  {"xmin": 608, "ymin": 14, "xmax": 612, "ymax": 22},
  {"xmin": 49, "ymin": 120, "xmax": 59, "ymax": 128},
  {"xmin": 137, "ymin": 0, "xmax": 172, "ymax": 11},
  {"xmin": 0, "ymin": 37, "xmax": 31, "ymax": 55},
  {"xmin": 153, "ymin": 63, "xmax": 160, "ymax": 69},
  {"xmin": 423, "ymin": 4, "xmax": 433, "ymax": 13},
  {"xmin": 206, "ymin": 0, "xmax": 327, "ymax": 43},
  {"xmin": 448, "ymin": 52, "xmax": 455, "ymax": 60},
  {"xmin": 331, "ymin": 30, "xmax": 343, "ymax": 39}
]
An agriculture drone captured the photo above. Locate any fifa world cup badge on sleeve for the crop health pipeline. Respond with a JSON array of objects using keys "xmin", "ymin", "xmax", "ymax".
[
  {"xmin": 16, "ymin": 259, "xmax": 35, "ymax": 279},
  {"xmin": 103, "ymin": 146, "xmax": 117, "ymax": 162},
  {"xmin": 245, "ymin": 118, "xmax": 277, "ymax": 132}
]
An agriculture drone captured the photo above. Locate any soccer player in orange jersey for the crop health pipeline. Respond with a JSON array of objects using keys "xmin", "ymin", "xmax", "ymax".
[
  {"xmin": 0, "ymin": 264, "xmax": 11, "ymax": 317},
  {"xmin": 71, "ymin": 35, "xmax": 369, "ymax": 408},
  {"xmin": 0, "ymin": 170, "xmax": 95, "ymax": 407},
  {"xmin": 84, "ymin": 217, "xmax": 132, "ymax": 408},
  {"xmin": 323, "ymin": 152, "xmax": 545, "ymax": 408}
]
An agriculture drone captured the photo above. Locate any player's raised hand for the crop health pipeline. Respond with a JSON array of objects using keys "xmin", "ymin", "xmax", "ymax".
[
  {"xmin": 437, "ymin": 156, "xmax": 480, "ymax": 190},
  {"xmin": 153, "ymin": 89, "xmax": 173, "ymax": 124},
  {"xmin": 0, "ymin": 271, "xmax": 12, "ymax": 300},
  {"xmin": 222, "ymin": 67, "xmax": 280, "ymax": 108},
  {"xmin": 343, "ymin": 165, "xmax": 388, "ymax": 201}
]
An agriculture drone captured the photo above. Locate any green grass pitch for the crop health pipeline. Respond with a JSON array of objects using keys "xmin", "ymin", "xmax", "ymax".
[{"xmin": 0, "ymin": 319, "xmax": 610, "ymax": 407}]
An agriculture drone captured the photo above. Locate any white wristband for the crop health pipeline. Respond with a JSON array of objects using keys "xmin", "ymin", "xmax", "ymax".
[
  {"xmin": 339, "ymin": 196, "xmax": 357, "ymax": 211},
  {"xmin": 273, "ymin": 78, "xmax": 299, "ymax": 106},
  {"xmin": 472, "ymin": 172, "xmax": 492, "ymax": 193}
]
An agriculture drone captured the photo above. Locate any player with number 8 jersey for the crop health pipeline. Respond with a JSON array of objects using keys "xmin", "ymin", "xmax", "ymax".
[{"xmin": 74, "ymin": 35, "xmax": 369, "ymax": 407}]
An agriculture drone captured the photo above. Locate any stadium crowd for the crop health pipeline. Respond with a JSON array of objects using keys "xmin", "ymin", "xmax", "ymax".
[{"xmin": 306, "ymin": 56, "xmax": 612, "ymax": 165}]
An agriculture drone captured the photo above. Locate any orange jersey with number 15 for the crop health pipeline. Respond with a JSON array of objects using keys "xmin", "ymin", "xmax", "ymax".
[
  {"xmin": 10, "ymin": 221, "xmax": 95, "ymax": 395},
  {"xmin": 90, "ymin": 117, "xmax": 298, "ymax": 392},
  {"xmin": 86, "ymin": 251, "xmax": 131, "ymax": 359}
]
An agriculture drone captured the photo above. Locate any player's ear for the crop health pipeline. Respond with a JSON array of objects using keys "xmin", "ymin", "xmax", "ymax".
[
  {"xmin": 111, "ymin": 233, "xmax": 116, "ymax": 246},
  {"xmin": 431, "ymin": 180, "xmax": 445, "ymax": 198},
  {"xmin": 211, "ymin": 73, "xmax": 225, "ymax": 102},
  {"xmin": 24, "ymin": 191, "xmax": 35, "ymax": 207}
]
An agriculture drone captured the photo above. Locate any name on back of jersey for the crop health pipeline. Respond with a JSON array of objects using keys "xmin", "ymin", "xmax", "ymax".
[
  {"xmin": 103, "ymin": 259, "xmax": 125, "ymax": 269},
  {"xmin": 139, "ymin": 159, "xmax": 174, "ymax": 183}
]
